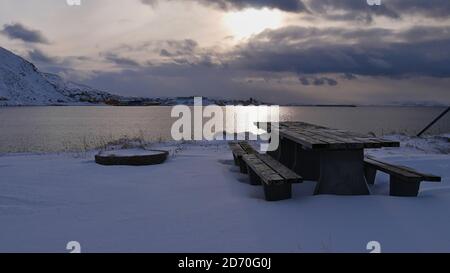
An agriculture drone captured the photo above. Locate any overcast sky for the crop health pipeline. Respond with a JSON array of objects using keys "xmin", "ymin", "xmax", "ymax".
[{"xmin": 1, "ymin": 0, "xmax": 449, "ymax": 105}]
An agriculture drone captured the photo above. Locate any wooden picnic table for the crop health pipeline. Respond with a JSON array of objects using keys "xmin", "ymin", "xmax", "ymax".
[{"xmin": 266, "ymin": 122, "xmax": 400, "ymax": 195}]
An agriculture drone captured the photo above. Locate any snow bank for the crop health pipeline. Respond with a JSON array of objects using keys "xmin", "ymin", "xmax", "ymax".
[
  {"xmin": 0, "ymin": 135, "xmax": 449, "ymax": 252},
  {"xmin": 375, "ymin": 134, "xmax": 450, "ymax": 155}
]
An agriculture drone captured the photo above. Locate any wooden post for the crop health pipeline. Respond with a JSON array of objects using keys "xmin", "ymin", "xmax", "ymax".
[{"xmin": 417, "ymin": 106, "xmax": 450, "ymax": 137}]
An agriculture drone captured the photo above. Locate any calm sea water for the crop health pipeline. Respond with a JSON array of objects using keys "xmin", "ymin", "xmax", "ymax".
[{"xmin": 0, "ymin": 106, "xmax": 448, "ymax": 153}]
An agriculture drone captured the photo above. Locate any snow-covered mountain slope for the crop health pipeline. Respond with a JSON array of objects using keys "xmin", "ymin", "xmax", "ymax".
[
  {"xmin": 42, "ymin": 73, "xmax": 121, "ymax": 104},
  {"xmin": 0, "ymin": 47, "xmax": 120, "ymax": 106},
  {"xmin": 0, "ymin": 47, "xmax": 266, "ymax": 106},
  {"xmin": 0, "ymin": 47, "xmax": 70, "ymax": 106}
]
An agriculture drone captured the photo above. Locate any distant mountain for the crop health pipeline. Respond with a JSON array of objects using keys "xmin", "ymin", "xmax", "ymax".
[
  {"xmin": 0, "ymin": 47, "xmax": 125, "ymax": 106},
  {"xmin": 0, "ymin": 47, "xmax": 266, "ymax": 106},
  {"xmin": 42, "ymin": 73, "xmax": 124, "ymax": 104}
]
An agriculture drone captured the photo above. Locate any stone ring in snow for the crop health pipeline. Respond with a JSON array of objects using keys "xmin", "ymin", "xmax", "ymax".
[{"xmin": 95, "ymin": 149, "xmax": 169, "ymax": 166}]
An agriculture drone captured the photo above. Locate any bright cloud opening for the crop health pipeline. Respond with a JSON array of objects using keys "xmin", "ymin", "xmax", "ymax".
[{"xmin": 223, "ymin": 8, "xmax": 283, "ymax": 40}]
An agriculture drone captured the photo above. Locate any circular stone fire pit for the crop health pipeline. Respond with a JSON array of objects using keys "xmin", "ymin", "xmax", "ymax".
[{"xmin": 95, "ymin": 149, "xmax": 169, "ymax": 166}]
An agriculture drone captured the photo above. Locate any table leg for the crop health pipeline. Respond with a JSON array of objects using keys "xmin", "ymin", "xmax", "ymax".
[
  {"xmin": 279, "ymin": 138, "xmax": 296, "ymax": 169},
  {"xmin": 267, "ymin": 137, "xmax": 281, "ymax": 161},
  {"xmin": 293, "ymin": 146, "xmax": 321, "ymax": 181},
  {"xmin": 314, "ymin": 149, "xmax": 370, "ymax": 195}
]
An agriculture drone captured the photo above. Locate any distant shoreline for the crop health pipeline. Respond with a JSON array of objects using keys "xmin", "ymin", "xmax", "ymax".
[{"xmin": 1, "ymin": 104, "xmax": 448, "ymax": 108}]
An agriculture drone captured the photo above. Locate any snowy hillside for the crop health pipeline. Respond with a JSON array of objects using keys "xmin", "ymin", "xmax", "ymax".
[
  {"xmin": 42, "ymin": 73, "xmax": 122, "ymax": 104},
  {"xmin": 0, "ymin": 47, "xmax": 121, "ymax": 106},
  {"xmin": 0, "ymin": 47, "xmax": 70, "ymax": 106},
  {"xmin": 0, "ymin": 47, "xmax": 266, "ymax": 107}
]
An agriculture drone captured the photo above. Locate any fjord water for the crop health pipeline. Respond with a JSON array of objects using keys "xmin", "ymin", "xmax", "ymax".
[{"xmin": 0, "ymin": 106, "xmax": 448, "ymax": 153}]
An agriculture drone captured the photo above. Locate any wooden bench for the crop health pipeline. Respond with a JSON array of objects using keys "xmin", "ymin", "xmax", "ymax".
[
  {"xmin": 228, "ymin": 141, "xmax": 256, "ymax": 173},
  {"xmin": 364, "ymin": 156, "xmax": 441, "ymax": 197},
  {"xmin": 243, "ymin": 153, "xmax": 302, "ymax": 201}
]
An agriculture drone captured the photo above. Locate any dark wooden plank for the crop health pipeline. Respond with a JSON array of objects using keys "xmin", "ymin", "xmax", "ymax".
[
  {"xmin": 279, "ymin": 128, "xmax": 329, "ymax": 150},
  {"xmin": 330, "ymin": 129, "xmax": 400, "ymax": 148},
  {"xmin": 228, "ymin": 142, "xmax": 245, "ymax": 156},
  {"xmin": 281, "ymin": 122, "xmax": 400, "ymax": 148},
  {"xmin": 396, "ymin": 165, "xmax": 442, "ymax": 182},
  {"xmin": 364, "ymin": 157, "xmax": 421, "ymax": 181},
  {"xmin": 283, "ymin": 122, "xmax": 358, "ymax": 149},
  {"xmin": 365, "ymin": 157, "xmax": 441, "ymax": 182},
  {"xmin": 238, "ymin": 141, "xmax": 257, "ymax": 154},
  {"xmin": 306, "ymin": 122, "xmax": 400, "ymax": 147},
  {"xmin": 290, "ymin": 123, "xmax": 372, "ymax": 146},
  {"xmin": 243, "ymin": 154, "xmax": 284, "ymax": 185},
  {"xmin": 273, "ymin": 122, "xmax": 356, "ymax": 149},
  {"xmin": 324, "ymin": 129, "xmax": 383, "ymax": 148},
  {"xmin": 292, "ymin": 128, "xmax": 363, "ymax": 149},
  {"xmin": 261, "ymin": 122, "xmax": 338, "ymax": 149},
  {"xmin": 256, "ymin": 153, "xmax": 302, "ymax": 183}
]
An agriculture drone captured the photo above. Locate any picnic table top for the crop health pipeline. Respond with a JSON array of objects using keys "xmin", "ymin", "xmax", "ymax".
[{"xmin": 273, "ymin": 122, "xmax": 400, "ymax": 150}]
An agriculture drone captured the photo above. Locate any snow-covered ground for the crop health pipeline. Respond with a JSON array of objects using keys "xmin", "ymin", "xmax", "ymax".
[{"xmin": 0, "ymin": 135, "xmax": 449, "ymax": 253}]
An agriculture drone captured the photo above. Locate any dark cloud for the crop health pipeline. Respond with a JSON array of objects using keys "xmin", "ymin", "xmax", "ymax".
[
  {"xmin": 298, "ymin": 76, "xmax": 310, "ymax": 86},
  {"xmin": 162, "ymin": 39, "xmax": 198, "ymax": 56},
  {"xmin": 305, "ymin": 0, "xmax": 399, "ymax": 22},
  {"xmin": 160, "ymin": 49, "xmax": 172, "ymax": 57},
  {"xmin": 141, "ymin": 0, "xmax": 308, "ymax": 12},
  {"xmin": 81, "ymin": 62, "xmax": 246, "ymax": 99},
  {"xmin": 400, "ymin": 26, "xmax": 450, "ymax": 43},
  {"xmin": 195, "ymin": 0, "xmax": 308, "ymax": 12},
  {"xmin": 231, "ymin": 26, "xmax": 450, "ymax": 78},
  {"xmin": 140, "ymin": 0, "xmax": 158, "ymax": 6},
  {"xmin": 298, "ymin": 75, "xmax": 338, "ymax": 86},
  {"xmin": 103, "ymin": 53, "xmax": 141, "ymax": 67},
  {"xmin": 94, "ymin": 25, "xmax": 450, "ymax": 89},
  {"xmin": 341, "ymin": 73, "xmax": 357, "ymax": 80},
  {"xmin": 1, "ymin": 23, "xmax": 49, "ymax": 44},
  {"xmin": 312, "ymin": 77, "xmax": 337, "ymax": 86},
  {"xmin": 144, "ymin": 0, "xmax": 450, "ymax": 22},
  {"xmin": 115, "ymin": 39, "xmax": 199, "ymax": 59},
  {"xmin": 304, "ymin": 0, "xmax": 450, "ymax": 22},
  {"xmin": 384, "ymin": 0, "xmax": 450, "ymax": 18},
  {"xmin": 28, "ymin": 48, "xmax": 58, "ymax": 64}
]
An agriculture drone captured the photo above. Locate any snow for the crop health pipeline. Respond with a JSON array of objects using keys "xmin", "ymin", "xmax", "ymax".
[
  {"xmin": 376, "ymin": 134, "xmax": 450, "ymax": 155},
  {"xmin": 0, "ymin": 47, "xmax": 69, "ymax": 106},
  {"xmin": 42, "ymin": 72, "xmax": 122, "ymax": 104},
  {"xmin": 0, "ymin": 47, "xmax": 121, "ymax": 106},
  {"xmin": 0, "ymin": 136, "xmax": 449, "ymax": 253}
]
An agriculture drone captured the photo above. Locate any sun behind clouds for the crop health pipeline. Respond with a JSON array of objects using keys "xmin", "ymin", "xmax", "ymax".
[{"xmin": 223, "ymin": 8, "xmax": 283, "ymax": 40}]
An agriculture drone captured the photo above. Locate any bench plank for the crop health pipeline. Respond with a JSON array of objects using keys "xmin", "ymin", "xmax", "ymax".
[
  {"xmin": 228, "ymin": 142, "xmax": 248, "ymax": 172},
  {"xmin": 256, "ymin": 153, "xmax": 302, "ymax": 183},
  {"xmin": 364, "ymin": 156, "xmax": 441, "ymax": 197},
  {"xmin": 243, "ymin": 154, "xmax": 284, "ymax": 185},
  {"xmin": 230, "ymin": 141, "xmax": 303, "ymax": 201},
  {"xmin": 364, "ymin": 157, "xmax": 422, "ymax": 181},
  {"xmin": 365, "ymin": 157, "xmax": 441, "ymax": 182},
  {"xmin": 243, "ymin": 154, "xmax": 293, "ymax": 201},
  {"xmin": 238, "ymin": 141, "xmax": 257, "ymax": 154},
  {"xmin": 228, "ymin": 143, "xmax": 244, "ymax": 155}
]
